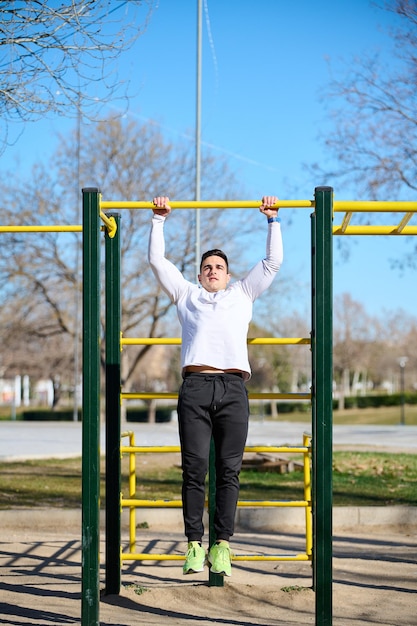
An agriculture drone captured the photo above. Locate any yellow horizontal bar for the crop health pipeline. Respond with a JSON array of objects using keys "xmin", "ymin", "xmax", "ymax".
[
  {"xmin": 121, "ymin": 552, "xmax": 310, "ymax": 562},
  {"xmin": 121, "ymin": 392, "xmax": 311, "ymax": 401},
  {"xmin": 232, "ymin": 554, "xmax": 311, "ymax": 562},
  {"xmin": 237, "ymin": 500, "xmax": 308, "ymax": 508},
  {"xmin": 122, "ymin": 553, "xmax": 184, "ymax": 561},
  {"xmin": 120, "ymin": 445, "xmax": 309, "ymax": 454},
  {"xmin": 249, "ymin": 337, "xmax": 311, "ymax": 345},
  {"xmin": 333, "ymin": 225, "xmax": 417, "ymax": 235},
  {"xmin": 121, "ymin": 337, "xmax": 182, "ymax": 345},
  {"xmin": 121, "ymin": 337, "xmax": 311, "ymax": 346},
  {"xmin": 334, "ymin": 201, "xmax": 417, "ymax": 212},
  {"xmin": 0, "ymin": 225, "xmax": 82, "ymax": 233},
  {"xmin": 121, "ymin": 445, "xmax": 181, "ymax": 453},
  {"xmin": 123, "ymin": 499, "xmax": 182, "ymax": 507},
  {"xmin": 244, "ymin": 446, "xmax": 309, "ymax": 453},
  {"xmin": 100, "ymin": 199, "xmax": 314, "ymax": 210},
  {"xmin": 101, "ymin": 199, "xmax": 417, "ymax": 214},
  {"xmin": 122, "ymin": 392, "xmax": 178, "ymax": 400},
  {"xmin": 122, "ymin": 499, "xmax": 308, "ymax": 508},
  {"xmin": 232, "ymin": 554, "xmax": 311, "ymax": 561}
]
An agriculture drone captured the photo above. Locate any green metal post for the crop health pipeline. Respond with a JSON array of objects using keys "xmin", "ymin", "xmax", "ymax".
[
  {"xmin": 311, "ymin": 186, "xmax": 334, "ymax": 625},
  {"xmin": 105, "ymin": 213, "xmax": 122, "ymax": 595},
  {"xmin": 82, "ymin": 188, "xmax": 101, "ymax": 626},
  {"xmin": 208, "ymin": 438, "xmax": 223, "ymax": 586}
]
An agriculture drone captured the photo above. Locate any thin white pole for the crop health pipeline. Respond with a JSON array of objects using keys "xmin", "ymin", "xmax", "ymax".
[
  {"xmin": 73, "ymin": 97, "xmax": 81, "ymax": 421},
  {"xmin": 195, "ymin": 0, "xmax": 202, "ymax": 281}
]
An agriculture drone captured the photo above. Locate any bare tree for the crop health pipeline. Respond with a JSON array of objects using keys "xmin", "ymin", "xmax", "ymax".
[
  {"xmin": 0, "ymin": 115, "xmax": 262, "ymax": 404},
  {"xmin": 0, "ymin": 0, "xmax": 155, "ymax": 149},
  {"xmin": 376, "ymin": 310, "xmax": 417, "ymax": 392},
  {"xmin": 333, "ymin": 293, "xmax": 377, "ymax": 408},
  {"xmin": 310, "ymin": 0, "xmax": 417, "ymax": 266},
  {"xmin": 313, "ymin": 1, "xmax": 416, "ymax": 196}
]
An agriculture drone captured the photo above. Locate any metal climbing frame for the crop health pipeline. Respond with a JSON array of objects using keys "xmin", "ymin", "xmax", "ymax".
[
  {"xmin": 118, "ymin": 337, "xmax": 313, "ymax": 588},
  {"xmin": 81, "ymin": 187, "xmax": 334, "ymax": 625},
  {"xmin": 118, "ymin": 434, "xmax": 313, "ymax": 562},
  {"xmin": 83, "ymin": 188, "xmax": 417, "ymax": 624}
]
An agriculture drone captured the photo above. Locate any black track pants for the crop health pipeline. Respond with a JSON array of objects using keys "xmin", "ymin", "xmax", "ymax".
[{"xmin": 177, "ymin": 372, "xmax": 249, "ymax": 542}]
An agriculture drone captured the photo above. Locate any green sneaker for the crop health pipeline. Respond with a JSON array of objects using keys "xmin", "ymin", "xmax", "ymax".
[
  {"xmin": 208, "ymin": 541, "xmax": 232, "ymax": 576},
  {"xmin": 183, "ymin": 541, "xmax": 206, "ymax": 574}
]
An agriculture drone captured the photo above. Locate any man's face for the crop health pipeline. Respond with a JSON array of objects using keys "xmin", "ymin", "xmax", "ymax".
[{"xmin": 198, "ymin": 255, "xmax": 231, "ymax": 293}]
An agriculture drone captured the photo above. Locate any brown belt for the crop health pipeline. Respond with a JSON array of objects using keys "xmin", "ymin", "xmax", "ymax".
[{"xmin": 183, "ymin": 371, "xmax": 243, "ymax": 378}]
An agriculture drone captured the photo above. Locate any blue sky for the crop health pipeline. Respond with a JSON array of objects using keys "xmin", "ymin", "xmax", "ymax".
[{"xmin": 2, "ymin": 0, "xmax": 416, "ymax": 319}]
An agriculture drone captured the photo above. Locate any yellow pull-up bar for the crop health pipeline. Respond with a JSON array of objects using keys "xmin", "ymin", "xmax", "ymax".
[
  {"xmin": 100, "ymin": 200, "xmax": 313, "ymax": 210},
  {"xmin": 120, "ymin": 336, "xmax": 311, "ymax": 347},
  {"xmin": 333, "ymin": 200, "xmax": 417, "ymax": 212},
  {"xmin": 0, "ymin": 225, "xmax": 82, "ymax": 233},
  {"xmin": 1, "ymin": 197, "xmax": 415, "ymax": 235},
  {"xmin": 100, "ymin": 198, "xmax": 417, "ymax": 212}
]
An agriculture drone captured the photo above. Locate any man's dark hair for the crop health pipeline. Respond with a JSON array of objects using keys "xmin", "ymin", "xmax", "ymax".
[{"xmin": 200, "ymin": 249, "xmax": 229, "ymax": 271}]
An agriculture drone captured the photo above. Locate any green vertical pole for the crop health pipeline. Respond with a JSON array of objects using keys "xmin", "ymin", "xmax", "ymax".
[
  {"xmin": 105, "ymin": 213, "xmax": 122, "ymax": 595},
  {"xmin": 311, "ymin": 186, "xmax": 333, "ymax": 625},
  {"xmin": 208, "ymin": 438, "xmax": 223, "ymax": 586},
  {"xmin": 82, "ymin": 188, "xmax": 101, "ymax": 626}
]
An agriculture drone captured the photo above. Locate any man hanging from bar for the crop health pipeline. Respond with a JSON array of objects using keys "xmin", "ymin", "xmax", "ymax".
[{"xmin": 148, "ymin": 195, "xmax": 283, "ymax": 576}]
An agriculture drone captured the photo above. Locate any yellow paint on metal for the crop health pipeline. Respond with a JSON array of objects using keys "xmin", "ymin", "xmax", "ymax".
[
  {"xmin": 121, "ymin": 553, "xmax": 311, "ymax": 562},
  {"xmin": 333, "ymin": 225, "xmax": 417, "ymax": 235},
  {"xmin": 120, "ymin": 336, "xmax": 311, "ymax": 345},
  {"xmin": 99, "ymin": 211, "xmax": 117, "ymax": 238},
  {"xmin": 339, "ymin": 212, "xmax": 353, "ymax": 234},
  {"xmin": 121, "ymin": 553, "xmax": 184, "ymax": 561},
  {"xmin": 303, "ymin": 433, "xmax": 313, "ymax": 556},
  {"xmin": 0, "ymin": 225, "xmax": 82, "ymax": 232},
  {"xmin": 100, "ymin": 199, "xmax": 314, "ymax": 210},
  {"xmin": 123, "ymin": 499, "xmax": 182, "ymax": 508},
  {"xmin": 231, "ymin": 554, "xmax": 311, "ymax": 562},
  {"xmin": 248, "ymin": 337, "xmax": 311, "ymax": 345},
  {"xmin": 121, "ymin": 445, "xmax": 181, "ymax": 454},
  {"xmin": 120, "ymin": 444, "xmax": 309, "ymax": 454},
  {"xmin": 121, "ymin": 392, "xmax": 178, "ymax": 400},
  {"xmin": 333, "ymin": 200, "xmax": 417, "ymax": 212},
  {"xmin": 121, "ymin": 337, "xmax": 182, "ymax": 345},
  {"xmin": 396, "ymin": 212, "xmax": 414, "ymax": 232},
  {"xmin": 245, "ymin": 445, "xmax": 309, "ymax": 453},
  {"xmin": 121, "ymin": 391, "xmax": 311, "ymax": 401},
  {"xmin": 119, "ymin": 434, "xmax": 313, "ymax": 564},
  {"xmin": 333, "ymin": 200, "xmax": 417, "ymax": 236},
  {"xmin": 122, "ymin": 498, "xmax": 307, "ymax": 508},
  {"xmin": 237, "ymin": 500, "xmax": 308, "ymax": 507},
  {"xmin": 2, "ymin": 198, "xmax": 417, "ymax": 237}
]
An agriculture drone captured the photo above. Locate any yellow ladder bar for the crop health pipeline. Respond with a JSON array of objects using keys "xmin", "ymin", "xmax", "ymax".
[
  {"xmin": 0, "ymin": 225, "xmax": 82, "ymax": 233},
  {"xmin": 122, "ymin": 498, "xmax": 309, "ymax": 508},
  {"xmin": 100, "ymin": 199, "xmax": 314, "ymax": 210},
  {"xmin": 122, "ymin": 552, "xmax": 311, "ymax": 562},
  {"xmin": 121, "ymin": 336, "xmax": 311, "ymax": 346},
  {"xmin": 121, "ymin": 552, "xmax": 311, "ymax": 562},
  {"xmin": 333, "ymin": 200, "xmax": 417, "ymax": 212},
  {"xmin": 121, "ymin": 391, "xmax": 311, "ymax": 401},
  {"xmin": 333, "ymin": 225, "xmax": 417, "ymax": 236},
  {"xmin": 120, "ymin": 434, "xmax": 312, "ymax": 562},
  {"xmin": 332, "ymin": 200, "xmax": 417, "ymax": 235}
]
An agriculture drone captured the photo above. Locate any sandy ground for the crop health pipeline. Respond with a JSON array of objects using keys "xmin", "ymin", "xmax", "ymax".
[
  {"xmin": 1, "ymin": 525, "xmax": 416, "ymax": 626},
  {"xmin": 2, "ymin": 447, "xmax": 417, "ymax": 625}
]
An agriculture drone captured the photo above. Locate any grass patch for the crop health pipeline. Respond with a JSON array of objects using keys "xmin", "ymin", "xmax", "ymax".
[
  {"xmin": 0, "ymin": 451, "xmax": 416, "ymax": 509},
  {"xmin": 268, "ymin": 405, "xmax": 417, "ymax": 425},
  {"xmin": 0, "ymin": 457, "xmax": 84, "ymax": 508},
  {"xmin": 124, "ymin": 584, "xmax": 149, "ymax": 596}
]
